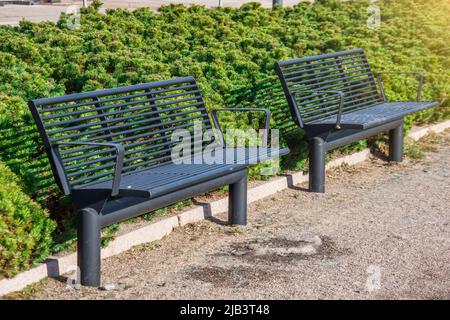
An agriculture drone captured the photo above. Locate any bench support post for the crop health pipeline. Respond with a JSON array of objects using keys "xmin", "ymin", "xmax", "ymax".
[
  {"xmin": 309, "ymin": 137, "xmax": 326, "ymax": 193},
  {"xmin": 389, "ymin": 122, "xmax": 404, "ymax": 162},
  {"xmin": 77, "ymin": 208, "xmax": 101, "ymax": 287},
  {"xmin": 228, "ymin": 172, "xmax": 248, "ymax": 225}
]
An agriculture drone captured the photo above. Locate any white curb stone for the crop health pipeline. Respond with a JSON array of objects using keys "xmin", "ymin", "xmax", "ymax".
[
  {"xmin": 326, "ymin": 149, "xmax": 371, "ymax": 169},
  {"xmin": 101, "ymin": 216, "xmax": 179, "ymax": 259},
  {"xmin": 289, "ymin": 171, "xmax": 309, "ymax": 186},
  {"xmin": 0, "ymin": 120, "xmax": 448, "ymax": 296},
  {"xmin": 409, "ymin": 120, "xmax": 450, "ymax": 141},
  {"xmin": 409, "ymin": 127, "xmax": 430, "ymax": 141},
  {"xmin": 248, "ymin": 177, "xmax": 289, "ymax": 203},
  {"xmin": 0, "ymin": 252, "xmax": 78, "ymax": 296},
  {"xmin": 0, "ymin": 263, "xmax": 48, "ymax": 296},
  {"xmin": 48, "ymin": 253, "xmax": 78, "ymax": 277},
  {"xmin": 178, "ymin": 206, "xmax": 208, "ymax": 227},
  {"xmin": 430, "ymin": 119, "xmax": 450, "ymax": 133},
  {"xmin": 208, "ymin": 197, "xmax": 229, "ymax": 215},
  {"xmin": 178, "ymin": 198, "xmax": 228, "ymax": 227}
]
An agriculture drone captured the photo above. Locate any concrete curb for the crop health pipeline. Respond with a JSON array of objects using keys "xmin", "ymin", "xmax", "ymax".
[
  {"xmin": 0, "ymin": 120, "xmax": 448, "ymax": 296},
  {"xmin": 409, "ymin": 120, "xmax": 450, "ymax": 141}
]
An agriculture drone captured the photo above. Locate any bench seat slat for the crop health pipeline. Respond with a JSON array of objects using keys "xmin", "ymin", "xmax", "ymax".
[
  {"xmin": 64, "ymin": 133, "xmax": 205, "ymax": 170},
  {"xmin": 289, "ymin": 78, "xmax": 378, "ymax": 105},
  {"xmin": 297, "ymin": 90, "xmax": 380, "ymax": 115},
  {"xmin": 301, "ymin": 95, "xmax": 381, "ymax": 121},
  {"xmin": 76, "ymin": 147, "xmax": 289, "ymax": 198},
  {"xmin": 49, "ymin": 112, "xmax": 209, "ymax": 143},
  {"xmin": 278, "ymin": 50, "xmax": 365, "ymax": 71},
  {"xmin": 282, "ymin": 56, "xmax": 368, "ymax": 79},
  {"xmin": 39, "ymin": 85, "xmax": 198, "ymax": 118},
  {"xmin": 284, "ymin": 63, "xmax": 368, "ymax": 82},
  {"xmin": 61, "ymin": 127, "xmax": 204, "ymax": 164},
  {"xmin": 311, "ymin": 101, "xmax": 439, "ymax": 129},
  {"xmin": 46, "ymin": 102, "xmax": 205, "ymax": 135},
  {"xmin": 33, "ymin": 76, "xmax": 197, "ymax": 107},
  {"xmin": 43, "ymin": 92, "xmax": 201, "ymax": 128},
  {"xmin": 287, "ymin": 71, "xmax": 374, "ymax": 92},
  {"xmin": 282, "ymin": 59, "xmax": 367, "ymax": 80}
]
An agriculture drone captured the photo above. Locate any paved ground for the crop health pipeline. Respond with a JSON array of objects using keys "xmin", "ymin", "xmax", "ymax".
[
  {"xmin": 0, "ymin": 0, "xmax": 303, "ymax": 26},
  {"xmin": 17, "ymin": 131, "xmax": 450, "ymax": 300},
  {"xmin": 0, "ymin": 4, "xmax": 65, "ymax": 25}
]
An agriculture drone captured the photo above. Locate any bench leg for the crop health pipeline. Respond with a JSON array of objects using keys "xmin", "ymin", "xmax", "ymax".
[
  {"xmin": 228, "ymin": 172, "xmax": 248, "ymax": 225},
  {"xmin": 389, "ymin": 123, "xmax": 404, "ymax": 162},
  {"xmin": 77, "ymin": 208, "xmax": 101, "ymax": 287},
  {"xmin": 309, "ymin": 137, "xmax": 326, "ymax": 193}
]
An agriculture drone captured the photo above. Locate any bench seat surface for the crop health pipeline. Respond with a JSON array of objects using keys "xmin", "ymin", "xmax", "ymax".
[
  {"xmin": 78, "ymin": 147, "xmax": 288, "ymax": 198},
  {"xmin": 312, "ymin": 101, "xmax": 438, "ymax": 130}
]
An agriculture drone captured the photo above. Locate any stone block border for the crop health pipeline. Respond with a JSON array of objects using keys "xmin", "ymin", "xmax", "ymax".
[
  {"xmin": 409, "ymin": 119, "xmax": 450, "ymax": 141},
  {"xmin": 1, "ymin": 120, "xmax": 449, "ymax": 296}
]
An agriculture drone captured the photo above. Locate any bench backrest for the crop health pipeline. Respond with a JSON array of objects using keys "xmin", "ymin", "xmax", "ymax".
[
  {"xmin": 29, "ymin": 77, "xmax": 212, "ymax": 193},
  {"xmin": 275, "ymin": 48, "xmax": 383, "ymax": 127}
]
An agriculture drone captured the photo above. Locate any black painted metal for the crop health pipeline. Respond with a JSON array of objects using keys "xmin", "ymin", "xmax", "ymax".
[
  {"xmin": 324, "ymin": 119, "xmax": 403, "ymax": 152},
  {"xmin": 312, "ymin": 101, "xmax": 436, "ymax": 130},
  {"xmin": 275, "ymin": 49, "xmax": 382, "ymax": 130},
  {"xmin": 375, "ymin": 72, "xmax": 424, "ymax": 102},
  {"xmin": 77, "ymin": 208, "xmax": 101, "ymax": 286},
  {"xmin": 99, "ymin": 169, "xmax": 249, "ymax": 227},
  {"xmin": 309, "ymin": 137, "xmax": 325, "ymax": 193},
  {"xmin": 272, "ymin": 0, "xmax": 283, "ymax": 9},
  {"xmin": 229, "ymin": 173, "xmax": 248, "ymax": 225},
  {"xmin": 29, "ymin": 77, "xmax": 210, "ymax": 194},
  {"xmin": 29, "ymin": 77, "xmax": 289, "ymax": 286},
  {"xmin": 389, "ymin": 123, "xmax": 404, "ymax": 162},
  {"xmin": 276, "ymin": 49, "xmax": 439, "ymax": 193},
  {"xmin": 212, "ymin": 108, "xmax": 271, "ymax": 146}
]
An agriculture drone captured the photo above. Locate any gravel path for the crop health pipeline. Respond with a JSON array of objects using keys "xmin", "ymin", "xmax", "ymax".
[{"xmin": 25, "ymin": 131, "xmax": 450, "ymax": 300}]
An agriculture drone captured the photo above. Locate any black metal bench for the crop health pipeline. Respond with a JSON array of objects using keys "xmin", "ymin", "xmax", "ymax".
[
  {"xmin": 29, "ymin": 76, "xmax": 287, "ymax": 286},
  {"xmin": 275, "ymin": 48, "xmax": 438, "ymax": 193}
]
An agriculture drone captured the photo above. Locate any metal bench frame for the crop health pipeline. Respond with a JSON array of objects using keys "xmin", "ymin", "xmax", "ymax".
[
  {"xmin": 275, "ymin": 48, "xmax": 438, "ymax": 193},
  {"xmin": 29, "ymin": 77, "xmax": 286, "ymax": 286}
]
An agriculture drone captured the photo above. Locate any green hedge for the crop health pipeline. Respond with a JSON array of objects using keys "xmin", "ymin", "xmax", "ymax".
[
  {"xmin": 0, "ymin": 0, "xmax": 448, "ymax": 276},
  {"xmin": 0, "ymin": 161, "xmax": 56, "ymax": 278}
]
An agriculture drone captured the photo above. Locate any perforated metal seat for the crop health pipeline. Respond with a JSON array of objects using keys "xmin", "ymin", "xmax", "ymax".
[
  {"xmin": 313, "ymin": 101, "xmax": 438, "ymax": 130},
  {"xmin": 78, "ymin": 162, "xmax": 241, "ymax": 197},
  {"xmin": 78, "ymin": 147, "xmax": 281, "ymax": 198}
]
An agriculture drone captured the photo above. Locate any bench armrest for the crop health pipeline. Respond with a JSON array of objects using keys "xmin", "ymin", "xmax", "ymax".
[
  {"xmin": 292, "ymin": 90, "xmax": 345, "ymax": 129},
  {"xmin": 211, "ymin": 108, "xmax": 271, "ymax": 146},
  {"xmin": 375, "ymin": 71, "xmax": 424, "ymax": 102},
  {"xmin": 53, "ymin": 141, "xmax": 125, "ymax": 197}
]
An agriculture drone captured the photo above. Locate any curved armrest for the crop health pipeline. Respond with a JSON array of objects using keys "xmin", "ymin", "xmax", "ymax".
[
  {"xmin": 211, "ymin": 108, "xmax": 272, "ymax": 146},
  {"xmin": 53, "ymin": 141, "xmax": 125, "ymax": 197},
  {"xmin": 292, "ymin": 90, "xmax": 345, "ymax": 129},
  {"xmin": 375, "ymin": 71, "xmax": 424, "ymax": 102}
]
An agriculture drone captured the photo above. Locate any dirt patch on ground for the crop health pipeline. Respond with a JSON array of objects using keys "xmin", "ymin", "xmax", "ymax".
[
  {"xmin": 186, "ymin": 266, "xmax": 277, "ymax": 288},
  {"xmin": 223, "ymin": 235, "xmax": 350, "ymax": 264}
]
